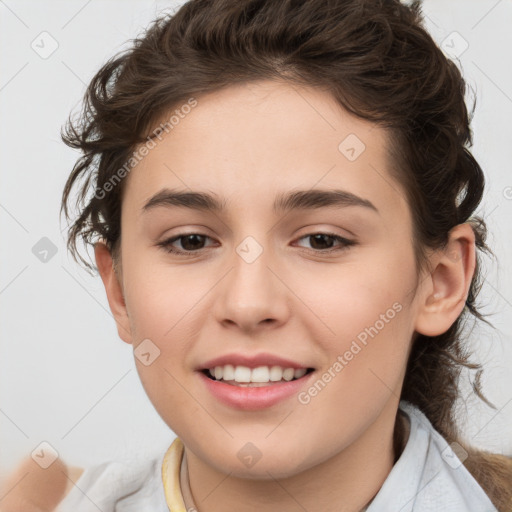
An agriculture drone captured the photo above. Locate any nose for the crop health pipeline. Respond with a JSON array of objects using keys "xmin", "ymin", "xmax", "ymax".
[{"xmin": 212, "ymin": 240, "xmax": 290, "ymax": 333}]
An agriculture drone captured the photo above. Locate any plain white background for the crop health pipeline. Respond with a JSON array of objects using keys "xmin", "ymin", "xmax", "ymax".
[{"xmin": 1, "ymin": 0, "xmax": 511, "ymax": 478}]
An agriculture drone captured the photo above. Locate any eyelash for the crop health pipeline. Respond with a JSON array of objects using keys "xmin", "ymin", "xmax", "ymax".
[{"xmin": 156, "ymin": 232, "xmax": 356, "ymax": 257}]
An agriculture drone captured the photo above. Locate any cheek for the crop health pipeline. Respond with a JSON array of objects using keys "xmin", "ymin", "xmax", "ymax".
[
  {"xmin": 121, "ymin": 264, "xmax": 196, "ymax": 404},
  {"xmin": 293, "ymin": 273, "xmax": 412, "ymax": 446},
  {"xmin": 123, "ymin": 255, "xmax": 202, "ymax": 339},
  {"xmin": 125, "ymin": 267, "xmax": 200, "ymax": 419},
  {"xmin": 294, "ymin": 247, "xmax": 415, "ymax": 387},
  {"xmin": 296, "ymin": 254, "xmax": 411, "ymax": 340}
]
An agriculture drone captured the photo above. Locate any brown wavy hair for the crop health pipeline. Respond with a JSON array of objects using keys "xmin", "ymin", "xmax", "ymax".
[{"xmin": 60, "ymin": 0, "xmax": 512, "ymax": 508}]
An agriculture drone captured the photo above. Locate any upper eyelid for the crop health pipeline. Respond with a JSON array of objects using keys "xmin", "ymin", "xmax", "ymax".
[
  {"xmin": 163, "ymin": 230, "xmax": 352, "ymax": 240},
  {"xmin": 161, "ymin": 231, "xmax": 354, "ymax": 249}
]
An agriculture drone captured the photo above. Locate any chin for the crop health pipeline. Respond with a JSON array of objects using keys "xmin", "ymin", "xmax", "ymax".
[{"xmin": 201, "ymin": 440, "xmax": 319, "ymax": 480}]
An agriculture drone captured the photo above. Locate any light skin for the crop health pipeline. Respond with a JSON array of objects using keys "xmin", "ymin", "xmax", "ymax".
[
  {"xmin": 0, "ymin": 457, "xmax": 82, "ymax": 512},
  {"xmin": 9, "ymin": 79, "xmax": 474, "ymax": 512}
]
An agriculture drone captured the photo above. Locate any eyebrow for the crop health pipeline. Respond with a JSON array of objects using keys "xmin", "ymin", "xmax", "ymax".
[{"xmin": 142, "ymin": 188, "xmax": 379, "ymax": 215}]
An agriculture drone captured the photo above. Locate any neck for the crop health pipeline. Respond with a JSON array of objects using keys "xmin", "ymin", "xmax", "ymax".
[{"xmin": 182, "ymin": 402, "xmax": 407, "ymax": 512}]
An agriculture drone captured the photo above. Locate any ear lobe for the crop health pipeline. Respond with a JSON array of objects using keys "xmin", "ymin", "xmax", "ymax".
[
  {"xmin": 94, "ymin": 241, "xmax": 133, "ymax": 344},
  {"xmin": 414, "ymin": 223, "xmax": 476, "ymax": 337}
]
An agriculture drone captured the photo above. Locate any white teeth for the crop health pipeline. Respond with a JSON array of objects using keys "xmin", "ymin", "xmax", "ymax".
[
  {"xmin": 222, "ymin": 364, "xmax": 235, "ymax": 381},
  {"xmin": 269, "ymin": 366, "xmax": 283, "ymax": 381},
  {"xmin": 294, "ymin": 368, "xmax": 307, "ymax": 379},
  {"xmin": 206, "ymin": 364, "xmax": 310, "ymax": 383},
  {"xmin": 251, "ymin": 366, "xmax": 270, "ymax": 382},
  {"xmin": 282, "ymin": 368, "xmax": 295, "ymax": 381},
  {"xmin": 234, "ymin": 366, "xmax": 252, "ymax": 382}
]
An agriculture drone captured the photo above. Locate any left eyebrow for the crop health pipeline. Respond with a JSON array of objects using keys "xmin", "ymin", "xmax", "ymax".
[
  {"xmin": 273, "ymin": 188, "xmax": 379, "ymax": 215},
  {"xmin": 141, "ymin": 188, "xmax": 379, "ymax": 215}
]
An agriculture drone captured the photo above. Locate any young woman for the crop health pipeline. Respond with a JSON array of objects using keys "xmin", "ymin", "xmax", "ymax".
[{"xmin": 3, "ymin": 0, "xmax": 511, "ymax": 511}]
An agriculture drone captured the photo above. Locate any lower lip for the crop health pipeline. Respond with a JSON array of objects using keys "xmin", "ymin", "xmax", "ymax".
[{"xmin": 198, "ymin": 371, "xmax": 315, "ymax": 411}]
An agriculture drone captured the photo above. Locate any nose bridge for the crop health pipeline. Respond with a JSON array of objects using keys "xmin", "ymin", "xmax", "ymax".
[{"xmin": 214, "ymin": 233, "xmax": 289, "ymax": 329}]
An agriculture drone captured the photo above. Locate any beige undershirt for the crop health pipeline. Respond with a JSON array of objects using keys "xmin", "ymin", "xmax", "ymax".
[{"xmin": 180, "ymin": 448, "xmax": 199, "ymax": 511}]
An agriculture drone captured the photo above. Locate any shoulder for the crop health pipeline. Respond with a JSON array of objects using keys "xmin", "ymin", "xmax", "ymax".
[
  {"xmin": 55, "ymin": 453, "xmax": 168, "ymax": 512},
  {"xmin": 367, "ymin": 401, "xmax": 501, "ymax": 512}
]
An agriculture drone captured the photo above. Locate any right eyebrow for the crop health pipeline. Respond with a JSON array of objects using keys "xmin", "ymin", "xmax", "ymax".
[{"xmin": 142, "ymin": 189, "xmax": 225, "ymax": 213}]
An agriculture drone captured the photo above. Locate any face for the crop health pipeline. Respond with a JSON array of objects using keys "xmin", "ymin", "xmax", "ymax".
[{"xmin": 109, "ymin": 80, "xmax": 428, "ymax": 478}]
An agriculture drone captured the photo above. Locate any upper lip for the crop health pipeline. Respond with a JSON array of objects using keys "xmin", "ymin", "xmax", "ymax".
[{"xmin": 198, "ymin": 353, "xmax": 312, "ymax": 370}]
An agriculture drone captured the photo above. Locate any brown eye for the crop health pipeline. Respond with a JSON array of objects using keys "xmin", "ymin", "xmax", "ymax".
[
  {"xmin": 157, "ymin": 233, "xmax": 214, "ymax": 255},
  {"xmin": 295, "ymin": 233, "xmax": 355, "ymax": 253},
  {"xmin": 176, "ymin": 234, "xmax": 207, "ymax": 251},
  {"xmin": 308, "ymin": 234, "xmax": 336, "ymax": 250}
]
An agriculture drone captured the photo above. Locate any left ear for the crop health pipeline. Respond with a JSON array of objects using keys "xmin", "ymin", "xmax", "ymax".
[{"xmin": 414, "ymin": 223, "xmax": 476, "ymax": 337}]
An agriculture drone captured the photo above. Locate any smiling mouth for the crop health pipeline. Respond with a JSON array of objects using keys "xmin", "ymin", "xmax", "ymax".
[{"xmin": 200, "ymin": 367, "xmax": 315, "ymax": 387}]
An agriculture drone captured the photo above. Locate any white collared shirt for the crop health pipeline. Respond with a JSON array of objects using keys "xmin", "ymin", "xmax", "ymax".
[{"xmin": 56, "ymin": 400, "xmax": 498, "ymax": 511}]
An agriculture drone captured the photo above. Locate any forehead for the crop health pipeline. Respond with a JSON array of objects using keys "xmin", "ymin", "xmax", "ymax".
[{"xmin": 123, "ymin": 80, "xmax": 408, "ymax": 220}]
